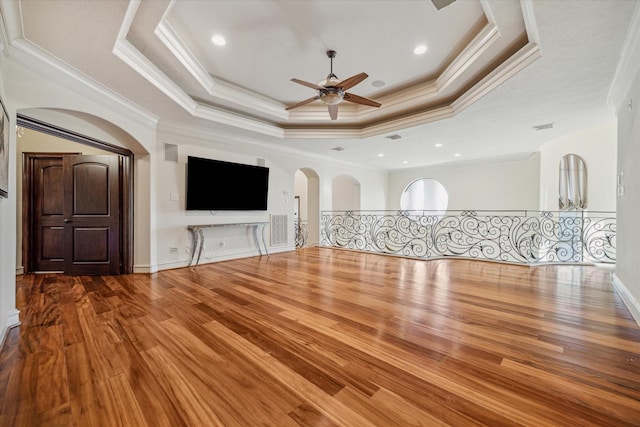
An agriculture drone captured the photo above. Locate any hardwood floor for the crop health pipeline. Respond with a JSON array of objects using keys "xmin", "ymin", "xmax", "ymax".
[{"xmin": 2, "ymin": 247, "xmax": 640, "ymax": 426}]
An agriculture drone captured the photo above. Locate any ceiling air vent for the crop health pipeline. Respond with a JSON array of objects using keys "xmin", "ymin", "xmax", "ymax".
[
  {"xmin": 331, "ymin": 146, "xmax": 345, "ymax": 151},
  {"xmin": 431, "ymin": 0, "xmax": 456, "ymax": 11},
  {"xmin": 533, "ymin": 122, "xmax": 554, "ymax": 131},
  {"xmin": 385, "ymin": 134, "xmax": 402, "ymax": 140}
]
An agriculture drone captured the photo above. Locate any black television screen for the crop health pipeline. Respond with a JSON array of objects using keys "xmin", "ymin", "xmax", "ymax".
[{"xmin": 186, "ymin": 156, "xmax": 269, "ymax": 211}]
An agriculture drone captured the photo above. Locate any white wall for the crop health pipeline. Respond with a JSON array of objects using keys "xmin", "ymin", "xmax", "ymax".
[
  {"xmin": 153, "ymin": 128, "xmax": 388, "ymax": 268},
  {"xmin": 387, "ymin": 154, "xmax": 541, "ymax": 211},
  {"xmin": 294, "ymin": 170, "xmax": 308, "ymax": 221},
  {"xmin": 0, "ymin": 51, "xmax": 19, "ymax": 346},
  {"xmin": 539, "ymin": 121, "xmax": 617, "ymax": 211},
  {"xmin": 332, "ymin": 175, "xmax": 361, "ymax": 211},
  {"xmin": 615, "ymin": 65, "xmax": 640, "ymax": 319}
]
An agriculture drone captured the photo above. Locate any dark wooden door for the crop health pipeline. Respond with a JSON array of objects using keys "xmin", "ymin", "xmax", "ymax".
[
  {"xmin": 63, "ymin": 155, "xmax": 121, "ymax": 275},
  {"xmin": 32, "ymin": 157, "xmax": 65, "ymax": 271}
]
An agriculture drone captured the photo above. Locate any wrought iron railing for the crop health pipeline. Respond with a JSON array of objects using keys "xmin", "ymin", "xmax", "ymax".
[
  {"xmin": 294, "ymin": 219, "xmax": 308, "ymax": 249},
  {"xmin": 320, "ymin": 210, "xmax": 616, "ymax": 264}
]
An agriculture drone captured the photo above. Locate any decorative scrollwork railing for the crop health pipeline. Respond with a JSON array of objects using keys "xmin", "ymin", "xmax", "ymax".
[
  {"xmin": 294, "ymin": 219, "xmax": 308, "ymax": 249},
  {"xmin": 320, "ymin": 210, "xmax": 616, "ymax": 264}
]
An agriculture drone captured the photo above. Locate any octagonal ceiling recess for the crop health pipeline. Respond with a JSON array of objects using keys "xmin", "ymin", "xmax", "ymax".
[{"xmin": 114, "ymin": 0, "xmax": 539, "ymax": 139}]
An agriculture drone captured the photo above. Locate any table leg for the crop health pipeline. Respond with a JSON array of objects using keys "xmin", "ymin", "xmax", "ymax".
[
  {"xmin": 188, "ymin": 228, "xmax": 198, "ymax": 266},
  {"xmin": 261, "ymin": 223, "xmax": 269, "ymax": 256},
  {"xmin": 195, "ymin": 228, "xmax": 205, "ymax": 265},
  {"xmin": 252, "ymin": 225, "xmax": 263, "ymax": 256}
]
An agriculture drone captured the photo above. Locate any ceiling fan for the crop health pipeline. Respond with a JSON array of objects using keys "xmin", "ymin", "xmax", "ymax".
[{"xmin": 286, "ymin": 50, "xmax": 381, "ymax": 120}]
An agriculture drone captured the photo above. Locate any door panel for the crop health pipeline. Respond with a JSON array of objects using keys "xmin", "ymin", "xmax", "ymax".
[
  {"xmin": 72, "ymin": 227, "xmax": 109, "ymax": 261},
  {"xmin": 64, "ymin": 155, "xmax": 120, "ymax": 275},
  {"xmin": 33, "ymin": 158, "xmax": 65, "ymax": 271}
]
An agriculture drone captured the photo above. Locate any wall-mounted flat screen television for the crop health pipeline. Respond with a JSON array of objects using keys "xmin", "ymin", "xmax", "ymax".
[{"xmin": 186, "ymin": 156, "xmax": 269, "ymax": 211}]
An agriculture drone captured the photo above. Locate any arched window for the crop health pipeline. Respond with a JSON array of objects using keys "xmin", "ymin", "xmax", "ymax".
[
  {"xmin": 400, "ymin": 178, "xmax": 448, "ymax": 213},
  {"xmin": 559, "ymin": 154, "xmax": 587, "ymax": 210}
]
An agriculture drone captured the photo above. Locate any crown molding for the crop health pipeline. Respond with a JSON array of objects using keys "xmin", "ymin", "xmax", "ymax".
[
  {"xmin": 520, "ymin": 0, "xmax": 541, "ymax": 46},
  {"xmin": 192, "ymin": 103, "xmax": 283, "ymax": 138},
  {"xmin": 0, "ymin": 0, "xmax": 24, "ymax": 42},
  {"xmin": 155, "ymin": 2, "xmax": 288, "ymax": 120},
  {"xmin": 114, "ymin": 0, "xmax": 284, "ymax": 138},
  {"xmin": 283, "ymin": 39, "xmax": 540, "ymax": 141},
  {"xmin": 435, "ymin": 22, "xmax": 500, "ymax": 92},
  {"xmin": 115, "ymin": 0, "xmax": 538, "ymax": 138},
  {"xmin": 158, "ymin": 119, "xmax": 383, "ymax": 172},
  {"xmin": 9, "ymin": 38, "xmax": 159, "ymax": 128},
  {"xmin": 288, "ymin": 21, "xmax": 502, "ymax": 124},
  {"xmin": 4, "ymin": 0, "xmax": 542, "ymax": 142},
  {"xmin": 388, "ymin": 151, "xmax": 539, "ymax": 174},
  {"xmin": 0, "ymin": 0, "xmax": 158, "ymax": 128},
  {"xmin": 607, "ymin": 0, "xmax": 640, "ymax": 110},
  {"xmin": 452, "ymin": 42, "xmax": 540, "ymax": 113}
]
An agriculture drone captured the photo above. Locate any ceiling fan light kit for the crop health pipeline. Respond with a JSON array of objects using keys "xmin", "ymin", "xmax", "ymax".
[{"xmin": 286, "ymin": 50, "xmax": 381, "ymax": 120}]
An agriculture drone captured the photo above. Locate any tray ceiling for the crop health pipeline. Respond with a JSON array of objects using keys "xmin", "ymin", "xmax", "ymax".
[{"xmin": 3, "ymin": 0, "xmax": 636, "ymax": 169}]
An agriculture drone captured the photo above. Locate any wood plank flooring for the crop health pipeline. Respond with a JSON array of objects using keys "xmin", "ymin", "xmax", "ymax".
[{"xmin": 2, "ymin": 247, "xmax": 640, "ymax": 426}]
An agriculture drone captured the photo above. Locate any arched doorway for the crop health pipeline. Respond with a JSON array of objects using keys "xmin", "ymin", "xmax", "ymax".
[
  {"xmin": 294, "ymin": 168, "xmax": 320, "ymax": 248},
  {"xmin": 17, "ymin": 113, "xmax": 136, "ymax": 275}
]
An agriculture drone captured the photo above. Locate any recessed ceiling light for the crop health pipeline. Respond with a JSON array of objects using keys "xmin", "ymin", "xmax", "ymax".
[
  {"xmin": 378, "ymin": 153, "xmax": 384, "ymax": 157},
  {"xmin": 385, "ymin": 134, "xmax": 402, "ymax": 140},
  {"xmin": 434, "ymin": 143, "xmax": 443, "ymax": 148},
  {"xmin": 371, "ymin": 80, "xmax": 386, "ymax": 88},
  {"xmin": 403, "ymin": 160, "xmax": 409, "ymax": 164},
  {"xmin": 454, "ymin": 153, "xmax": 461, "ymax": 157},
  {"xmin": 211, "ymin": 35, "xmax": 226, "ymax": 46},
  {"xmin": 414, "ymin": 44, "xmax": 427, "ymax": 55}
]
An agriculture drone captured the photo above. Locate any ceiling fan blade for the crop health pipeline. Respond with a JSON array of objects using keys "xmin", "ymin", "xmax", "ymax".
[
  {"xmin": 286, "ymin": 96, "xmax": 320, "ymax": 110},
  {"xmin": 338, "ymin": 72, "xmax": 368, "ymax": 91},
  {"xmin": 328, "ymin": 104, "xmax": 338, "ymax": 120},
  {"xmin": 291, "ymin": 78, "xmax": 325, "ymax": 91},
  {"xmin": 343, "ymin": 92, "xmax": 381, "ymax": 108}
]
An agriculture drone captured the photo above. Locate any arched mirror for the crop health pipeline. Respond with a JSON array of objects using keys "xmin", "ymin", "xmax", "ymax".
[
  {"xmin": 400, "ymin": 178, "xmax": 448, "ymax": 213},
  {"xmin": 559, "ymin": 154, "xmax": 587, "ymax": 210}
]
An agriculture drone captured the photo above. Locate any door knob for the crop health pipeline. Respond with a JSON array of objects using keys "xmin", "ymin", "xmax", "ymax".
[{"xmin": 63, "ymin": 218, "xmax": 70, "ymax": 223}]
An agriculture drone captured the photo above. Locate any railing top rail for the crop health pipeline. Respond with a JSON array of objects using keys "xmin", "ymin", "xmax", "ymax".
[{"xmin": 321, "ymin": 209, "xmax": 616, "ymax": 216}]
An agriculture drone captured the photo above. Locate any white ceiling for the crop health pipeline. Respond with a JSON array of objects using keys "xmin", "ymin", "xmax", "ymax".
[{"xmin": 4, "ymin": 0, "xmax": 636, "ymax": 170}]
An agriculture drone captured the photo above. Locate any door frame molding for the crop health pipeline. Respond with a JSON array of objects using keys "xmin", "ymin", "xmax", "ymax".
[{"xmin": 19, "ymin": 114, "xmax": 134, "ymax": 274}]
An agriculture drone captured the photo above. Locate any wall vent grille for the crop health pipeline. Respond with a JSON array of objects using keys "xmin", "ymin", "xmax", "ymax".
[
  {"xmin": 431, "ymin": 0, "xmax": 456, "ymax": 10},
  {"xmin": 271, "ymin": 215, "xmax": 288, "ymax": 246}
]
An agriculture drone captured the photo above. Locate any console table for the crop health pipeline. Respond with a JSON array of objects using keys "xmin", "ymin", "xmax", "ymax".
[{"xmin": 187, "ymin": 222, "xmax": 269, "ymax": 266}]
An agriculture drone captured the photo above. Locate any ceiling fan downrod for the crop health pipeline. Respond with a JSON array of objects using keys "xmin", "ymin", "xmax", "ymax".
[{"xmin": 326, "ymin": 50, "xmax": 338, "ymax": 81}]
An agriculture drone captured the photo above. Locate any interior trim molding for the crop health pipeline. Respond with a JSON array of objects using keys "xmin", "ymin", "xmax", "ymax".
[
  {"xmin": 155, "ymin": 6, "xmax": 288, "ymax": 120},
  {"xmin": 18, "ymin": 115, "xmax": 133, "ymax": 156},
  {"xmin": 612, "ymin": 273, "xmax": 640, "ymax": 328},
  {"xmin": 6, "ymin": 36, "xmax": 158, "ymax": 129},
  {"xmin": 133, "ymin": 264, "xmax": 158, "ymax": 274},
  {"xmin": 113, "ymin": 0, "xmax": 540, "ymax": 139},
  {"xmin": 0, "ymin": 309, "xmax": 21, "ymax": 353},
  {"xmin": 18, "ymin": 115, "xmax": 135, "ymax": 275},
  {"xmin": 114, "ymin": 0, "xmax": 285, "ymax": 138}
]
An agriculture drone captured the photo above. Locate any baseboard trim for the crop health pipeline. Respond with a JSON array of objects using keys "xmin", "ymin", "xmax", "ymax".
[
  {"xmin": 132, "ymin": 264, "xmax": 158, "ymax": 274},
  {"xmin": 0, "ymin": 309, "xmax": 21, "ymax": 353},
  {"xmin": 612, "ymin": 273, "xmax": 640, "ymax": 328}
]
